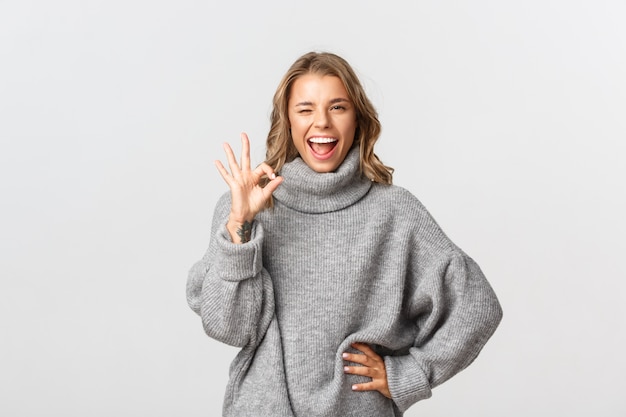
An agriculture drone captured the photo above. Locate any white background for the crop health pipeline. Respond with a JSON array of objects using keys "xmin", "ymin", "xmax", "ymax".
[{"xmin": 1, "ymin": 0, "xmax": 625, "ymax": 416}]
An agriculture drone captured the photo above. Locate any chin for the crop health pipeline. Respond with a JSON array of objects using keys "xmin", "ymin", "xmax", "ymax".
[{"xmin": 305, "ymin": 159, "xmax": 342, "ymax": 173}]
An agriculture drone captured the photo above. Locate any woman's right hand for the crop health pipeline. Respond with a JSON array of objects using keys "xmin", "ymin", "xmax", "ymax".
[{"xmin": 214, "ymin": 132, "xmax": 283, "ymax": 243}]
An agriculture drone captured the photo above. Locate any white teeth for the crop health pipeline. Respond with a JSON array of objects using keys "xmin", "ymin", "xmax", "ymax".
[{"xmin": 308, "ymin": 137, "xmax": 338, "ymax": 143}]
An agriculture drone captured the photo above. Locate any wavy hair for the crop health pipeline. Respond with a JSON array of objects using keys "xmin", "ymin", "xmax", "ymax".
[{"xmin": 262, "ymin": 52, "xmax": 393, "ymax": 187}]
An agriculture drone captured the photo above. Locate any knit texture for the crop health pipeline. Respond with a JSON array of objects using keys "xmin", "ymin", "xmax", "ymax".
[{"xmin": 187, "ymin": 147, "xmax": 503, "ymax": 416}]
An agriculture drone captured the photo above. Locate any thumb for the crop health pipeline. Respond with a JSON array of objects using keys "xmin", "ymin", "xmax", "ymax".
[{"xmin": 262, "ymin": 176, "xmax": 284, "ymax": 198}]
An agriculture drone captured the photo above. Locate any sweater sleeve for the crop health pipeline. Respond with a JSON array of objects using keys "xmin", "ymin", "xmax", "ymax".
[
  {"xmin": 186, "ymin": 193, "xmax": 275, "ymax": 348},
  {"xmin": 384, "ymin": 246, "xmax": 503, "ymax": 412}
]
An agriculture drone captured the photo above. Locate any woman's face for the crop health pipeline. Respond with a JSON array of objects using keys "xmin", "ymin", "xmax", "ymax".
[{"xmin": 288, "ymin": 74, "xmax": 357, "ymax": 173}]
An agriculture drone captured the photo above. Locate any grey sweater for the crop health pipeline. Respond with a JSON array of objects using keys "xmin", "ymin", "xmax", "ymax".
[{"xmin": 187, "ymin": 147, "xmax": 502, "ymax": 416}]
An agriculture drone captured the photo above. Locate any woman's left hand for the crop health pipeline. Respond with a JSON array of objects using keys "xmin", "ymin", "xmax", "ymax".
[{"xmin": 343, "ymin": 342, "xmax": 392, "ymax": 399}]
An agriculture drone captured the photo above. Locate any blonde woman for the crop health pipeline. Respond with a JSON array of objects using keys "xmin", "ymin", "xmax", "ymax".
[{"xmin": 187, "ymin": 52, "xmax": 502, "ymax": 416}]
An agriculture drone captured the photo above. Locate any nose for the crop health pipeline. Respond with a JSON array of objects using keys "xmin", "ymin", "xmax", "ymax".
[{"xmin": 313, "ymin": 109, "xmax": 330, "ymax": 129}]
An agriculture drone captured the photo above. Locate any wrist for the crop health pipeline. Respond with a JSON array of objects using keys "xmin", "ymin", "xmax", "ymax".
[{"xmin": 226, "ymin": 217, "xmax": 254, "ymax": 244}]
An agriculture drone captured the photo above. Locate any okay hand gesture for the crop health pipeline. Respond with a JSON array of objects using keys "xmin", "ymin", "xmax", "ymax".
[{"xmin": 214, "ymin": 133, "xmax": 283, "ymax": 243}]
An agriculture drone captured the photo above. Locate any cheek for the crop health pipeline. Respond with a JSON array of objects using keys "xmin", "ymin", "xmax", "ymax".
[
  {"xmin": 344, "ymin": 121, "xmax": 357, "ymax": 140},
  {"xmin": 291, "ymin": 123, "xmax": 312, "ymax": 144}
]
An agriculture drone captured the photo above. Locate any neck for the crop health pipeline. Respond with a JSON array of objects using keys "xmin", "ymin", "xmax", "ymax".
[{"xmin": 272, "ymin": 147, "xmax": 372, "ymax": 213}]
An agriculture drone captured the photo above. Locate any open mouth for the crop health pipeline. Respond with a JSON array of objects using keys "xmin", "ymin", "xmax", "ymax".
[{"xmin": 308, "ymin": 137, "xmax": 338, "ymax": 157}]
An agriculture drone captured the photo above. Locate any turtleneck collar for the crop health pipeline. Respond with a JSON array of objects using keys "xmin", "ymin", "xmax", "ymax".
[{"xmin": 272, "ymin": 147, "xmax": 372, "ymax": 214}]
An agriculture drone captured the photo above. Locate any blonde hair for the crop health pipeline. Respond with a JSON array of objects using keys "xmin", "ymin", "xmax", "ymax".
[{"xmin": 262, "ymin": 51, "xmax": 393, "ymax": 187}]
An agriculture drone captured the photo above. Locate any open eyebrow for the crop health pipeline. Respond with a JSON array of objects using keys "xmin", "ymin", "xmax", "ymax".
[{"xmin": 294, "ymin": 98, "xmax": 351, "ymax": 107}]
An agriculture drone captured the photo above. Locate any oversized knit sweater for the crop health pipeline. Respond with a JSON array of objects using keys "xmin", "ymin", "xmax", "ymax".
[{"xmin": 187, "ymin": 147, "xmax": 502, "ymax": 417}]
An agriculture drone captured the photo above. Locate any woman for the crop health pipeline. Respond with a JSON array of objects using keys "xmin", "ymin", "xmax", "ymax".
[{"xmin": 187, "ymin": 52, "xmax": 502, "ymax": 416}]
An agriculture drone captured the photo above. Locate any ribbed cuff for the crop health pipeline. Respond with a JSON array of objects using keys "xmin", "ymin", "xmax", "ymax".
[
  {"xmin": 213, "ymin": 221, "xmax": 264, "ymax": 281},
  {"xmin": 384, "ymin": 354, "xmax": 432, "ymax": 412}
]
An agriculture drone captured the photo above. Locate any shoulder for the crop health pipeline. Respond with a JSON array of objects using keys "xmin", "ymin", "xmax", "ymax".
[
  {"xmin": 368, "ymin": 183, "xmax": 429, "ymax": 218},
  {"xmin": 369, "ymin": 183, "xmax": 458, "ymax": 254}
]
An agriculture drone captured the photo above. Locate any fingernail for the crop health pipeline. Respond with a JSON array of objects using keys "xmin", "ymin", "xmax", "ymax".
[
  {"xmin": 352, "ymin": 385, "xmax": 357, "ymax": 391},
  {"xmin": 344, "ymin": 366, "xmax": 349, "ymax": 372},
  {"xmin": 270, "ymin": 173, "xmax": 276, "ymax": 179},
  {"xmin": 342, "ymin": 353, "xmax": 349, "ymax": 359}
]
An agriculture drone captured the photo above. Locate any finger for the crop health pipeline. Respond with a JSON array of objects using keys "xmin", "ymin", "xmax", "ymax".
[
  {"xmin": 240, "ymin": 132, "xmax": 251, "ymax": 171},
  {"xmin": 223, "ymin": 142, "xmax": 241, "ymax": 177},
  {"xmin": 344, "ymin": 365, "xmax": 374, "ymax": 377},
  {"xmin": 351, "ymin": 343, "xmax": 378, "ymax": 358},
  {"xmin": 261, "ymin": 175, "xmax": 283, "ymax": 198},
  {"xmin": 343, "ymin": 352, "xmax": 371, "ymax": 366},
  {"xmin": 253, "ymin": 162, "xmax": 277, "ymax": 181},
  {"xmin": 352, "ymin": 379, "xmax": 392, "ymax": 399},
  {"xmin": 351, "ymin": 343, "xmax": 385, "ymax": 365},
  {"xmin": 355, "ymin": 382, "xmax": 392, "ymax": 399},
  {"xmin": 351, "ymin": 381, "xmax": 381, "ymax": 392},
  {"xmin": 214, "ymin": 160, "xmax": 235, "ymax": 185}
]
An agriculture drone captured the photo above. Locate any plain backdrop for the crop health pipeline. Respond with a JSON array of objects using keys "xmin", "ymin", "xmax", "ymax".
[{"xmin": 1, "ymin": 0, "xmax": 625, "ymax": 416}]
